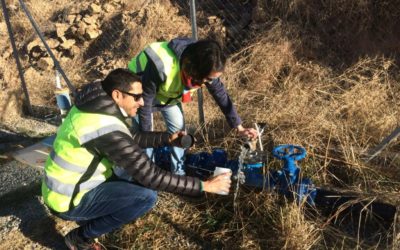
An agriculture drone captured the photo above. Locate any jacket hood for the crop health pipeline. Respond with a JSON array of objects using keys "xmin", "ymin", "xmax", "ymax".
[
  {"xmin": 167, "ymin": 37, "xmax": 195, "ymax": 61},
  {"xmin": 74, "ymin": 81, "xmax": 123, "ymax": 118}
]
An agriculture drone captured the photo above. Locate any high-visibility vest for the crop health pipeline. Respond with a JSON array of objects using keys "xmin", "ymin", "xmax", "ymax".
[
  {"xmin": 42, "ymin": 106, "xmax": 131, "ymax": 212},
  {"xmin": 128, "ymin": 42, "xmax": 197, "ymax": 105}
]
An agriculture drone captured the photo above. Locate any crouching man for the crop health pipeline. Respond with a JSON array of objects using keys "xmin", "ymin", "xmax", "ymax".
[{"xmin": 42, "ymin": 68, "xmax": 231, "ymax": 250}]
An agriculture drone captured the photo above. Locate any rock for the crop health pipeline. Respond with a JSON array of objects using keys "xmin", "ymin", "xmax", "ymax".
[
  {"xmin": 89, "ymin": 3, "xmax": 101, "ymax": 14},
  {"xmin": 76, "ymin": 22, "xmax": 88, "ymax": 36},
  {"xmin": 46, "ymin": 38, "xmax": 60, "ymax": 49},
  {"xmin": 67, "ymin": 14, "xmax": 76, "ymax": 25},
  {"xmin": 27, "ymin": 38, "xmax": 45, "ymax": 59},
  {"xmin": 37, "ymin": 57, "xmax": 54, "ymax": 70},
  {"xmin": 68, "ymin": 7, "xmax": 80, "ymax": 15},
  {"xmin": 70, "ymin": 45, "xmax": 80, "ymax": 57},
  {"xmin": 208, "ymin": 16, "xmax": 218, "ymax": 22},
  {"xmin": 59, "ymin": 36, "xmax": 67, "ymax": 43},
  {"xmin": 70, "ymin": 26, "xmax": 78, "ymax": 34},
  {"xmin": 27, "ymin": 39, "xmax": 41, "ymax": 52},
  {"xmin": 103, "ymin": 3, "xmax": 115, "ymax": 13},
  {"xmin": 55, "ymin": 49, "xmax": 64, "ymax": 57},
  {"xmin": 30, "ymin": 50, "xmax": 42, "ymax": 59},
  {"xmin": 60, "ymin": 39, "xmax": 76, "ymax": 50},
  {"xmin": 55, "ymin": 23, "xmax": 69, "ymax": 38},
  {"xmin": 85, "ymin": 26, "xmax": 101, "ymax": 40},
  {"xmin": 75, "ymin": 14, "xmax": 82, "ymax": 22},
  {"xmin": 82, "ymin": 15, "xmax": 98, "ymax": 25},
  {"xmin": 2, "ymin": 49, "xmax": 12, "ymax": 59},
  {"xmin": 138, "ymin": 9, "xmax": 146, "ymax": 19}
]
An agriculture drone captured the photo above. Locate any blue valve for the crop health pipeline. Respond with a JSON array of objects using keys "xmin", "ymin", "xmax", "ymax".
[
  {"xmin": 272, "ymin": 144, "xmax": 306, "ymax": 161},
  {"xmin": 272, "ymin": 145, "xmax": 315, "ymax": 205},
  {"xmin": 272, "ymin": 145, "xmax": 306, "ymax": 185}
]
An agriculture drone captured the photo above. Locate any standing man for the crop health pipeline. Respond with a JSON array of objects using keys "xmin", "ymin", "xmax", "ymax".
[
  {"xmin": 128, "ymin": 38, "xmax": 258, "ymax": 175},
  {"xmin": 42, "ymin": 68, "xmax": 231, "ymax": 250}
]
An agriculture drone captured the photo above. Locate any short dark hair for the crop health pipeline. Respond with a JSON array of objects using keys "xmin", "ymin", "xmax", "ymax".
[
  {"xmin": 181, "ymin": 39, "xmax": 226, "ymax": 80},
  {"xmin": 101, "ymin": 68, "xmax": 141, "ymax": 96}
]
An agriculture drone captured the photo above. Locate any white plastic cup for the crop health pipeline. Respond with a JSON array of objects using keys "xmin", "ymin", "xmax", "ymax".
[
  {"xmin": 213, "ymin": 167, "xmax": 232, "ymax": 195},
  {"xmin": 213, "ymin": 167, "xmax": 232, "ymax": 177}
]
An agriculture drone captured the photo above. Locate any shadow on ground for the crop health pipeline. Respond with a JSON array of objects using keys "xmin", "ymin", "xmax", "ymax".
[{"xmin": 0, "ymin": 179, "xmax": 67, "ymax": 249}]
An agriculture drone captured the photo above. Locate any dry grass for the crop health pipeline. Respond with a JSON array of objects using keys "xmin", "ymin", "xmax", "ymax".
[
  {"xmin": 122, "ymin": 0, "xmax": 192, "ymax": 57},
  {"xmin": 253, "ymin": 0, "xmax": 400, "ymax": 65},
  {"xmin": 276, "ymin": 203, "xmax": 320, "ymax": 250},
  {"xmin": 1, "ymin": 0, "xmax": 399, "ymax": 249},
  {"xmin": 215, "ymin": 22, "xmax": 400, "ymax": 192}
]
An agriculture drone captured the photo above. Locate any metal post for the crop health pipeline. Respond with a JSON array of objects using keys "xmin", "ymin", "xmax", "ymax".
[
  {"xmin": 189, "ymin": 0, "xmax": 205, "ymax": 128},
  {"xmin": 189, "ymin": 0, "xmax": 198, "ymax": 41},
  {"xmin": 18, "ymin": 0, "xmax": 76, "ymax": 97},
  {"xmin": 1, "ymin": 0, "xmax": 33, "ymax": 114},
  {"xmin": 366, "ymin": 127, "xmax": 400, "ymax": 162}
]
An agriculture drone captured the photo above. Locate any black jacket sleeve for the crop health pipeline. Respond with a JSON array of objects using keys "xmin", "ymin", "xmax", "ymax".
[
  {"xmin": 83, "ymin": 131, "xmax": 202, "ymax": 196},
  {"xmin": 206, "ymin": 79, "xmax": 242, "ymax": 128},
  {"xmin": 138, "ymin": 59, "xmax": 163, "ymax": 131},
  {"xmin": 130, "ymin": 130, "xmax": 170, "ymax": 148}
]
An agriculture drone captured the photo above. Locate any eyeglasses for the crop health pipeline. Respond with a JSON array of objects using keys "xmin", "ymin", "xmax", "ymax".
[
  {"xmin": 192, "ymin": 77, "xmax": 217, "ymax": 85},
  {"xmin": 118, "ymin": 89, "xmax": 143, "ymax": 101}
]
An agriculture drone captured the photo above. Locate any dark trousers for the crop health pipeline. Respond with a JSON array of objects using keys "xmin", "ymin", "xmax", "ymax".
[{"xmin": 58, "ymin": 179, "xmax": 157, "ymax": 239}]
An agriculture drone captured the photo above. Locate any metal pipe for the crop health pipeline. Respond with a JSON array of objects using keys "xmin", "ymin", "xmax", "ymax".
[
  {"xmin": 189, "ymin": 0, "xmax": 198, "ymax": 40},
  {"xmin": 366, "ymin": 126, "xmax": 400, "ymax": 162},
  {"xmin": 18, "ymin": 0, "xmax": 76, "ymax": 97},
  {"xmin": 189, "ymin": 0, "xmax": 205, "ymax": 127},
  {"xmin": 1, "ymin": 0, "xmax": 33, "ymax": 114}
]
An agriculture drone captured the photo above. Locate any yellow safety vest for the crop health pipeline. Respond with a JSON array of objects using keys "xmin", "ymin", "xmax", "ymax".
[
  {"xmin": 42, "ymin": 106, "xmax": 131, "ymax": 212},
  {"xmin": 128, "ymin": 42, "xmax": 197, "ymax": 105}
]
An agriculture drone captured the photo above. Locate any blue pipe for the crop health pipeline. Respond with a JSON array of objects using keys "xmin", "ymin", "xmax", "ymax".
[{"xmin": 154, "ymin": 144, "xmax": 316, "ymax": 205}]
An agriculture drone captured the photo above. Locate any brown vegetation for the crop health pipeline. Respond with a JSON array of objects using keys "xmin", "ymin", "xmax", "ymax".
[{"xmin": 0, "ymin": 0, "xmax": 399, "ymax": 249}]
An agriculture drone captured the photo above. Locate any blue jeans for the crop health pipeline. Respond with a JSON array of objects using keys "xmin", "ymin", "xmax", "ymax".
[
  {"xmin": 58, "ymin": 178, "xmax": 157, "ymax": 239},
  {"xmin": 137, "ymin": 103, "xmax": 186, "ymax": 175}
]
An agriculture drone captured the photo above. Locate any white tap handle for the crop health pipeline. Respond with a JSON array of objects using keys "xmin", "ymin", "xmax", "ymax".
[{"xmin": 254, "ymin": 123, "xmax": 264, "ymax": 151}]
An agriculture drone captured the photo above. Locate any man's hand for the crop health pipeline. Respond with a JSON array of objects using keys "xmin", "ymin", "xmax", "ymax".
[
  {"xmin": 236, "ymin": 125, "xmax": 258, "ymax": 140},
  {"xmin": 169, "ymin": 131, "xmax": 187, "ymax": 147},
  {"xmin": 202, "ymin": 173, "xmax": 232, "ymax": 194}
]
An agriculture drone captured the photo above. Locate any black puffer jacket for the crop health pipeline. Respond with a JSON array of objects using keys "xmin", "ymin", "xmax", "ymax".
[{"xmin": 74, "ymin": 82, "xmax": 202, "ymax": 196}]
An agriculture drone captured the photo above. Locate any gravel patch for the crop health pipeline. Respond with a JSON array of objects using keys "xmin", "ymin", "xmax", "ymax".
[
  {"xmin": 1, "ymin": 116, "xmax": 57, "ymax": 138},
  {"xmin": 0, "ymin": 118, "xmax": 70, "ymax": 249},
  {"xmin": 0, "ymin": 215, "xmax": 22, "ymax": 240},
  {"xmin": 0, "ymin": 160, "xmax": 43, "ymax": 197},
  {"xmin": 0, "ymin": 160, "xmax": 71, "ymax": 250}
]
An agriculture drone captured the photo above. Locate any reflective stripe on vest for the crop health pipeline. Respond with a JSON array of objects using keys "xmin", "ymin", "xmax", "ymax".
[
  {"xmin": 79, "ymin": 123, "xmax": 131, "ymax": 144},
  {"xmin": 144, "ymin": 47, "xmax": 165, "ymax": 78},
  {"xmin": 49, "ymin": 150, "xmax": 104, "ymax": 176},
  {"xmin": 128, "ymin": 42, "xmax": 184, "ymax": 105},
  {"xmin": 44, "ymin": 174, "xmax": 105, "ymax": 197},
  {"xmin": 42, "ymin": 107, "xmax": 129, "ymax": 212}
]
